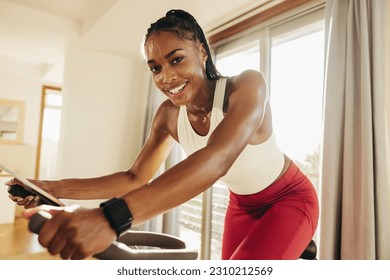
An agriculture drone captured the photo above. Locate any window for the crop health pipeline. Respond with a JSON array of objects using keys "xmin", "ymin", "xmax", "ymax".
[
  {"xmin": 179, "ymin": 192, "xmax": 202, "ymax": 254},
  {"xmin": 216, "ymin": 41, "xmax": 260, "ymax": 76},
  {"xmin": 36, "ymin": 86, "xmax": 62, "ymax": 179},
  {"xmin": 270, "ymin": 23, "xmax": 324, "ymax": 191}
]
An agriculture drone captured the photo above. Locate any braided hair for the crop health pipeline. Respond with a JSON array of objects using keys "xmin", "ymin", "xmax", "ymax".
[{"xmin": 144, "ymin": 9, "xmax": 223, "ymax": 80}]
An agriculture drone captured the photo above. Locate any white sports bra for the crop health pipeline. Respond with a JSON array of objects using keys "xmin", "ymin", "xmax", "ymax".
[{"xmin": 177, "ymin": 78, "xmax": 285, "ymax": 195}]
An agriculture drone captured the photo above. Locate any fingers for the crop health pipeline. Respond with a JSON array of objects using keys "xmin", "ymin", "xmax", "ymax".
[
  {"xmin": 22, "ymin": 204, "xmax": 63, "ymax": 219},
  {"xmin": 9, "ymin": 195, "xmax": 40, "ymax": 208},
  {"xmin": 38, "ymin": 209, "xmax": 85, "ymax": 259},
  {"xmin": 71, "ymin": 249, "xmax": 90, "ymax": 260},
  {"xmin": 60, "ymin": 243, "xmax": 78, "ymax": 260},
  {"xmin": 24, "ymin": 196, "xmax": 40, "ymax": 208},
  {"xmin": 13, "ymin": 195, "xmax": 33, "ymax": 205},
  {"xmin": 47, "ymin": 229, "xmax": 68, "ymax": 257},
  {"xmin": 46, "ymin": 225, "xmax": 84, "ymax": 260},
  {"xmin": 22, "ymin": 207, "xmax": 43, "ymax": 219},
  {"xmin": 5, "ymin": 179, "xmax": 12, "ymax": 185},
  {"xmin": 5, "ymin": 177, "xmax": 23, "ymax": 186},
  {"xmin": 37, "ymin": 209, "xmax": 68, "ymax": 250},
  {"xmin": 8, "ymin": 194, "xmax": 20, "ymax": 203}
]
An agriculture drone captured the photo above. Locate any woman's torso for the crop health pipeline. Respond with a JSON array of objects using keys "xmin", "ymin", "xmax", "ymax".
[{"xmin": 172, "ymin": 77, "xmax": 290, "ymax": 195}]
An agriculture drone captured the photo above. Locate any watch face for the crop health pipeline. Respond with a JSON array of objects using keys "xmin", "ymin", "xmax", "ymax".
[{"xmin": 101, "ymin": 198, "xmax": 133, "ymax": 236}]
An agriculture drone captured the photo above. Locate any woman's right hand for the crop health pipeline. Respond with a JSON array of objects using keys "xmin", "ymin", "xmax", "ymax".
[{"xmin": 5, "ymin": 178, "xmax": 46, "ymax": 208}]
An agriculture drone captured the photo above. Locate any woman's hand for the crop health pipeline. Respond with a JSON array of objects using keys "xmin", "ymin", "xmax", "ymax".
[
  {"xmin": 5, "ymin": 178, "xmax": 43, "ymax": 208},
  {"xmin": 23, "ymin": 205, "xmax": 116, "ymax": 260}
]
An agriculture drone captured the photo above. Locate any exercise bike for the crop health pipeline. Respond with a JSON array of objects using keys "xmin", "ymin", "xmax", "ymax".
[{"xmin": 10, "ymin": 183, "xmax": 316, "ymax": 260}]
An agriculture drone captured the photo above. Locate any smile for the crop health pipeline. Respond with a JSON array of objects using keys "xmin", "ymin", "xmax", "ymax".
[{"xmin": 168, "ymin": 82, "xmax": 187, "ymax": 95}]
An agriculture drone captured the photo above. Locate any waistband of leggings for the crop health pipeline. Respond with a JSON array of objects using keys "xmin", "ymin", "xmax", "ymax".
[{"xmin": 229, "ymin": 160, "xmax": 303, "ymax": 202}]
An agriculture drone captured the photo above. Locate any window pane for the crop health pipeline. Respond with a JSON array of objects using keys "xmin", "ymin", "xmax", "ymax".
[
  {"xmin": 179, "ymin": 193, "xmax": 202, "ymax": 255},
  {"xmin": 39, "ymin": 90, "xmax": 62, "ymax": 179},
  {"xmin": 270, "ymin": 29, "xmax": 324, "ymax": 209},
  {"xmin": 210, "ymin": 182, "xmax": 229, "ymax": 259},
  {"xmin": 216, "ymin": 42, "xmax": 260, "ymax": 76},
  {"xmin": 45, "ymin": 92, "xmax": 62, "ymax": 107}
]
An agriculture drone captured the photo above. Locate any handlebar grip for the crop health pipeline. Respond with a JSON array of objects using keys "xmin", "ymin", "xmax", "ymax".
[{"xmin": 28, "ymin": 211, "xmax": 52, "ymax": 233}]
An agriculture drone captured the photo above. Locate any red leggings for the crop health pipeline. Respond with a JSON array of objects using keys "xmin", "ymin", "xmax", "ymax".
[{"xmin": 222, "ymin": 161, "xmax": 319, "ymax": 260}]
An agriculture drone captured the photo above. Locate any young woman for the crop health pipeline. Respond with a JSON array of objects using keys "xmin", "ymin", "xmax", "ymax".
[{"xmin": 7, "ymin": 9, "xmax": 319, "ymax": 260}]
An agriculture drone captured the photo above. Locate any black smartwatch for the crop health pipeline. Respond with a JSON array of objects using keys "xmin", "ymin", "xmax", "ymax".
[{"xmin": 100, "ymin": 197, "xmax": 133, "ymax": 237}]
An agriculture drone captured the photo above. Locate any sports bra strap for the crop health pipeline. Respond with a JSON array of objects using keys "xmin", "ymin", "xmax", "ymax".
[{"xmin": 213, "ymin": 78, "xmax": 227, "ymax": 110}]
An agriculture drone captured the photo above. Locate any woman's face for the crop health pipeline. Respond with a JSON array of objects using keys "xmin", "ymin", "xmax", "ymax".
[{"xmin": 144, "ymin": 31, "xmax": 208, "ymax": 106}]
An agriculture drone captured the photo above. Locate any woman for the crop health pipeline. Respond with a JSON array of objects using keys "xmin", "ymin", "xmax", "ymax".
[{"xmin": 7, "ymin": 9, "xmax": 319, "ymax": 260}]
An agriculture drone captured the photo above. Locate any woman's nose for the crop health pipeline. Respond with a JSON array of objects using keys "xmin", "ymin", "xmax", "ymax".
[{"xmin": 162, "ymin": 67, "xmax": 177, "ymax": 84}]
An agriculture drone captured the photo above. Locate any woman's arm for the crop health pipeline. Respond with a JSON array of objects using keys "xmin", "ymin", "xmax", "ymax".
[
  {"xmin": 8, "ymin": 100, "xmax": 175, "ymax": 202},
  {"xmin": 124, "ymin": 70, "xmax": 268, "ymax": 226},
  {"xmin": 49, "ymin": 102, "xmax": 174, "ymax": 200},
  {"xmin": 51, "ymin": 108, "xmax": 173, "ymax": 199}
]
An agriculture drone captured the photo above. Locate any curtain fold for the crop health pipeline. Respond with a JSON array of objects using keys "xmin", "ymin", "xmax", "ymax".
[{"xmin": 320, "ymin": 0, "xmax": 389, "ymax": 259}]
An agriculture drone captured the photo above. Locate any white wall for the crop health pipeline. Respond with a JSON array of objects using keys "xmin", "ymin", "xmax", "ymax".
[
  {"xmin": 0, "ymin": 73, "xmax": 41, "ymax": 146},
  {"xmin": 57, "ymin": 47, "xmax": 149, "ymax": 179},
  {"xmin": 0, "ymin": 69, "xmax": 42, "ymax": 177}
]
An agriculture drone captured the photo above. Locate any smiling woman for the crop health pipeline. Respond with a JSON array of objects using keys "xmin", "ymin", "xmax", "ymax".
[
  {"xmin": 145, "ymin": 33, "xmax": 209, "ymax": 108},
  {"xmin": 7, "ymin": 9, "xmax": 318, "ymax": 260}
]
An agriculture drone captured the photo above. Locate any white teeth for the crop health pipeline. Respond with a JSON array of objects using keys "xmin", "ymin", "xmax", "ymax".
[{"xmin": 168, "ymin": 83, "xmax": 186, "ymax": 95}]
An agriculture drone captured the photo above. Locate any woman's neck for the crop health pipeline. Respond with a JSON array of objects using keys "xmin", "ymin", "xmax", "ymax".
[{"xmin": 186, "ymin": 79, "xmax": 217, "ymax": 119}]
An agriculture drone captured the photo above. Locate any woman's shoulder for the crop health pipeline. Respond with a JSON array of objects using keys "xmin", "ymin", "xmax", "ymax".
[
  {"xmin": 152, "ymin": 99, "xmax": 180, "ymax": 138},
  {"xmin": 159, "ymin": 99, "xmax": 180, "ymax": 111},
  {"xmin": 153, "ymin": 99, "xmax": 180, "ymax": 123},
  {"xmin": 228, "ymin": 69, "xmax": 266, "ymax": 89},
  {"xmin": 222, "ymin": 70, "xmax": 267, "ymax": 112},
  {"xmin": 225, "ymin": 70, "xmax": 267, "ymax": 102}
]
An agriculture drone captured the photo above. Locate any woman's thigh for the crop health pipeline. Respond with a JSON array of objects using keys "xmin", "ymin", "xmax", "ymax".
[
  {"xmin": 221, "ymin": 205, "xmax": 262, "ymax": 260},
  {"xmin": 222, "ymin": 189, "xmax": 318, "ymax": 260}
]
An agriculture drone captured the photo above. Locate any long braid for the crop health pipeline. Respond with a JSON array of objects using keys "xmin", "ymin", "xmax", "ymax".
[{"xmin": 144, "ymin": 9, "xmax": 223, "ymax": 80}]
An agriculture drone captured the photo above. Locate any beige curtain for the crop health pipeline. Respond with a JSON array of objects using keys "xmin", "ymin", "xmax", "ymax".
[{"xmin": 319, "ymin": 0, "xmax": 390, "ymax": 259}]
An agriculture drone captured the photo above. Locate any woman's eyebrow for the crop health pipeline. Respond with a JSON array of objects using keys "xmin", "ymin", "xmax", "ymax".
[
  {"xmin": 147, "ymin": 48, "xmax": 183, "ymax": 64},
  {"xmin": 165, "ymin": 48, "xmax": 183, "ymax": 59}
]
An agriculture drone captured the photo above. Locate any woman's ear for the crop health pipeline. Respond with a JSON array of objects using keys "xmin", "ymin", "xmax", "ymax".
[{"xmin": 198, "ymin": 43, "xmax": 208, "ymax": 63}]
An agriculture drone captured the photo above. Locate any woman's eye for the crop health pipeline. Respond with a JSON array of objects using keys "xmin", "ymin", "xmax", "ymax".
[
  {"xmin": 172, "ymin": 57, "xmax": 183, "ymax": 64},
  {"xmin": 150, "ymin": 66, "xmax": 161, "ymax": 73}
]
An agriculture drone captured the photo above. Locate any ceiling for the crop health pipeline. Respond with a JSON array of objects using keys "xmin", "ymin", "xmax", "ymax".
[
  {"xmin": 0, "ymin": 0, "xmax": 275, "ymax": 83},
  {"xmin": 4, "ymin": 0, "xmax": 116, "ymax": 23}
]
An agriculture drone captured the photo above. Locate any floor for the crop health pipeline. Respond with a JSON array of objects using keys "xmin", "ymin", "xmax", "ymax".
[{"xmin": 0, "ymin": 217, "xmax": 61, "ymax": 260}]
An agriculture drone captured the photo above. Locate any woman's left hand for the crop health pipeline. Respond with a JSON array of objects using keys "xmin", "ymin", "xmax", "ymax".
[{"xmin": 23, "ymin": 205, "xmax": 116, "ymax": 260}]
